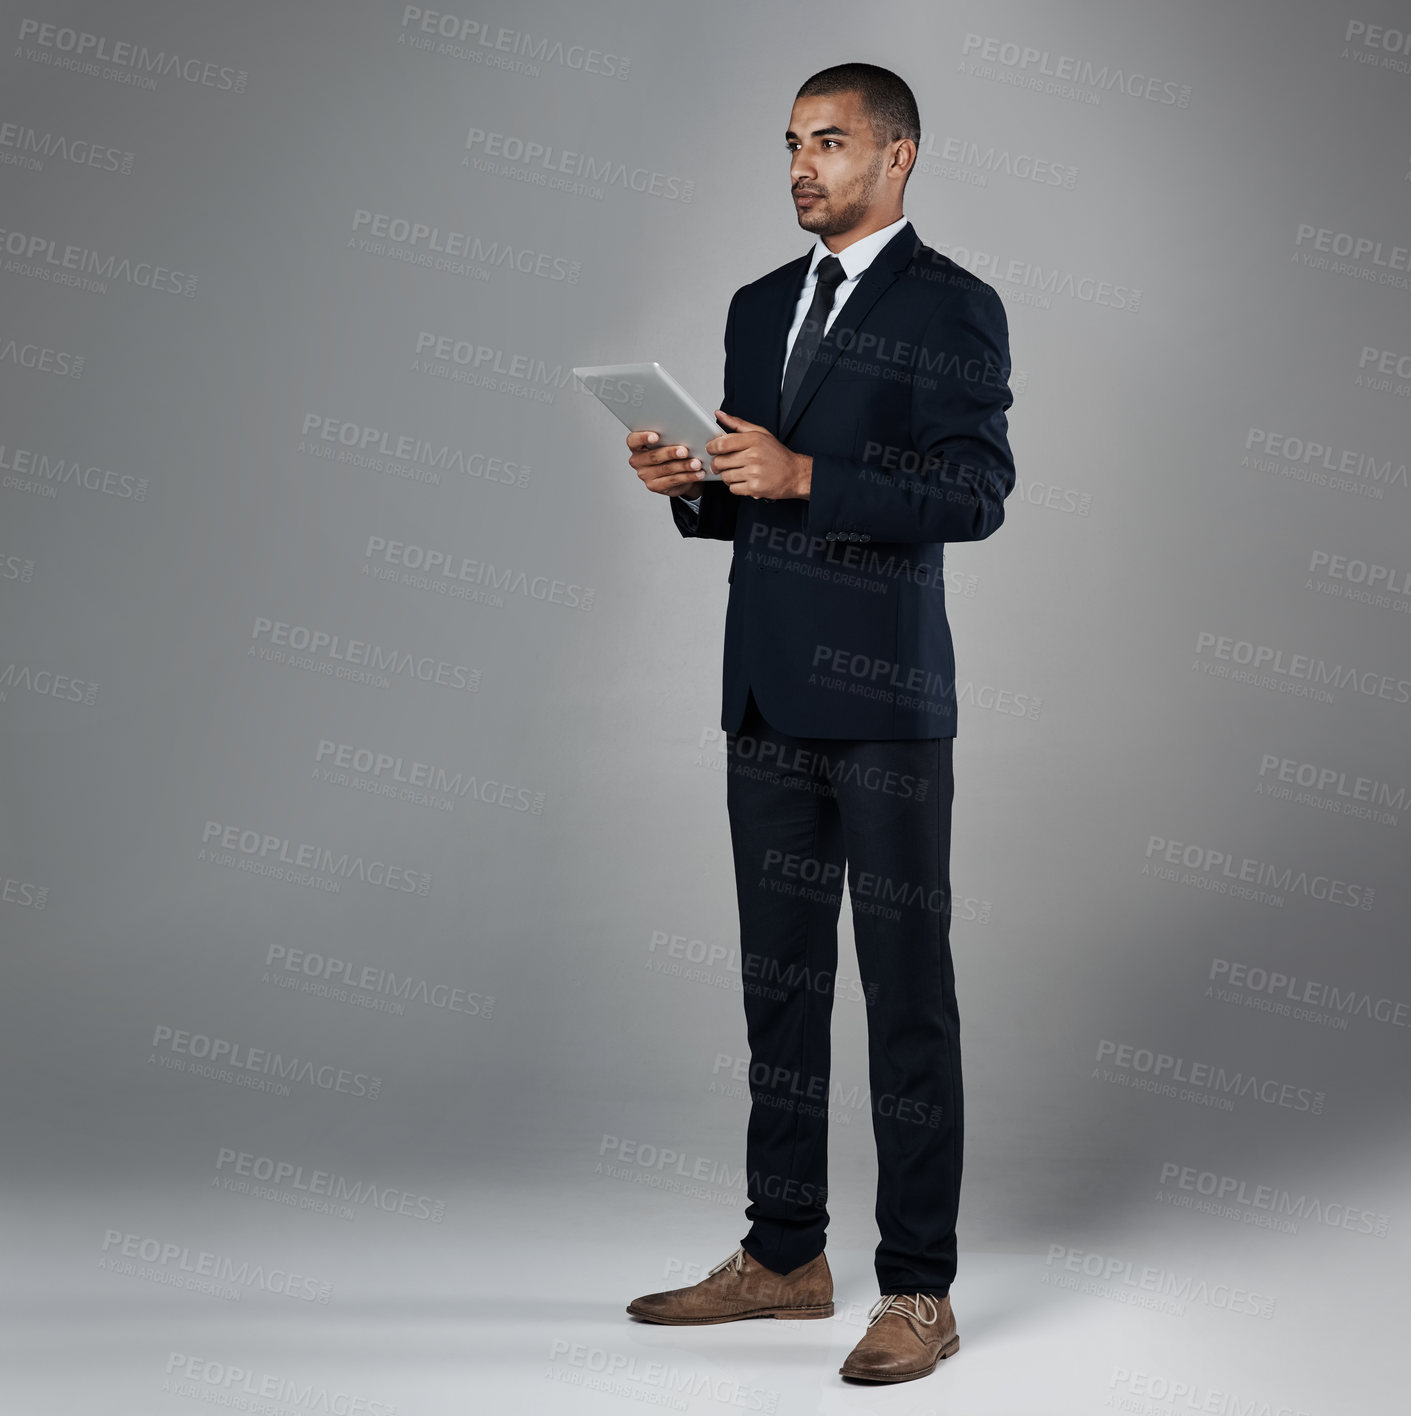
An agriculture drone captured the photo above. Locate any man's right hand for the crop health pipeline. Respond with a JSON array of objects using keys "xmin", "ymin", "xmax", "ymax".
[{"xmin": 628, "ymin": 429, "xmax": 709, "ymax": 496}]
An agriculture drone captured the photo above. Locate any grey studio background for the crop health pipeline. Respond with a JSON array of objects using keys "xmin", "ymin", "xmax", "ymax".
[{"xmin": 2, "ymin": 1, "xmax": 1408, "ymax": 1413}]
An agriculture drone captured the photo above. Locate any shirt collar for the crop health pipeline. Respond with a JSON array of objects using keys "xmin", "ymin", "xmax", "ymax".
[{"xmin": 806, "ymin": 214, "xmax": 910, "ymax": 283}]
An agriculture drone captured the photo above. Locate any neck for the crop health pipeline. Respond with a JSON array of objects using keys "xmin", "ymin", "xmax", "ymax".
[{"xmin": 823, "ymin": 213, "xmax": 903, "ymax": 253}]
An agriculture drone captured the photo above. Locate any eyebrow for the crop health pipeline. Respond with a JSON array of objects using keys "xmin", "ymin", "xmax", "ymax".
[{"xmin": 785, "ymin": 125, "xmax": 851, "ymax": 139}]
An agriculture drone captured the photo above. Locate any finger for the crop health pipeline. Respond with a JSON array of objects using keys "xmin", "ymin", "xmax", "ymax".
[
  {"xmin": 715, "ymin": 409, "xmax": 763, "ymax": 432},
  {"xmin": 627, "ymin": 429, "xmax": 661, "ymax": 451},
  {"xmin": 638, "ymin": 458, "xmax": 705, "ymax": 482},
  {"xmin": 645, "ymin": 469, "xmax": 709, "ymax": 494},
  {"xmin": 634, "ymin": 450, "xmax": 704, "ymax": 475}
]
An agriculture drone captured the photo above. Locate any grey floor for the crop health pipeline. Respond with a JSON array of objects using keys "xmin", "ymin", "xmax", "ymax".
[{"xmin": 2, "ymin": 1164, "xmax": 1395, "ymax": 1415}]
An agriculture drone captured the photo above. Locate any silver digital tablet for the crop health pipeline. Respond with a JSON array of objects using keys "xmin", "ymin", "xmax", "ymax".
[{"xmin": 573, "ymin": 361, "xmax": 726, "ymax": 475}]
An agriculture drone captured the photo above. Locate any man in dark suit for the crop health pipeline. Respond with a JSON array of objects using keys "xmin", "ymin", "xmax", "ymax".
[{"xmin": 623, "ymin": 62, "xmax": 1015, "ymax": 1385}]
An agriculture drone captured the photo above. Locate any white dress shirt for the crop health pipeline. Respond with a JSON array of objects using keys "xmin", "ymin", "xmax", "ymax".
[{"xmin": 683, "ymin": 214, "xmax": 910, "ymax": 506}]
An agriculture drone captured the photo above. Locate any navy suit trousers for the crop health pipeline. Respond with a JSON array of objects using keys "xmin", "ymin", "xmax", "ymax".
[{"xmin": 726, "ymin": 689, "xmax": 962, "ymax": 1296}]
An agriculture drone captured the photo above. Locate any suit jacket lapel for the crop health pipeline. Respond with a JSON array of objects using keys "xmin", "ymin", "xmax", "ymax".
[{"xmin": 777, "ymin": 222, "xmax": 920, "ymax": 443}]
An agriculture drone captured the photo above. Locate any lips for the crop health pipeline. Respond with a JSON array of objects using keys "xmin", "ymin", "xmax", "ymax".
[{"xmin": 794, "ymin": 191, "xmax": 822, "ymax": 205}]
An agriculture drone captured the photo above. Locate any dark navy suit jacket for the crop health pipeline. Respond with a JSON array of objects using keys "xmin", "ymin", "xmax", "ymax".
[{"xmin": 672, "ymin": 220, "xmax": 1015, "ymax": 739}]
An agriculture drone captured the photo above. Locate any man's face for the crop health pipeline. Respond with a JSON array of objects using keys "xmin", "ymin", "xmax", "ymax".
[{"xmin": 786, "ymin": 90, "xmax": 887, "ymax": 238}]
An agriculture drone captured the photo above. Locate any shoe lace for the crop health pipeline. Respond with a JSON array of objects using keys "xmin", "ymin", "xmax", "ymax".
[
  {"xmin": 707, "ymin": 1246, "xmax": 748, "ymax": 1277},
  {"xmin": 867, "ymin": 1292, "xmax": 938, "ymax": 1327}
]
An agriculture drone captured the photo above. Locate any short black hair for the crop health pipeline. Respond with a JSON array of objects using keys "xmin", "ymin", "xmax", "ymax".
[{"xmin": 795, "ymin": 63, "xmax": 920, "ymax": 148}]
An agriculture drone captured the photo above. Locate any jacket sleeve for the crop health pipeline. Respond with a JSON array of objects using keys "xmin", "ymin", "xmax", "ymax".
[
  {"xmin": 801, "ymin": 281, "xmax": 1015, "ymax": 545},
  {"xmin": 671, "ymin": 288, "xmax": 742, "ymax": 543}
]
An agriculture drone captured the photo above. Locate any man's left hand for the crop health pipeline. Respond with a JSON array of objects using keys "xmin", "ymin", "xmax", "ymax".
[{"xmin": 707, "ymin": 410, "xmax": 811, "ymax": 500}]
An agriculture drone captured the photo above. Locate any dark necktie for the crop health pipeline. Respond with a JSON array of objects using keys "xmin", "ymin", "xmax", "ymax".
[{"xmin": 778, "ymin": 253, "xmax": 846, "ymax": 428}]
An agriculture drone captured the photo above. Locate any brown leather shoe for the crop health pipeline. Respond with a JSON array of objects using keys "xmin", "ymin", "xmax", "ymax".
[
  {"xmin": 626, "ymin": 1245, "xmax": 833, "ymax": 1324},
  {"xmin": 838, "ymin": 1292, "xmax": 959, "ymax": 1382}
]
